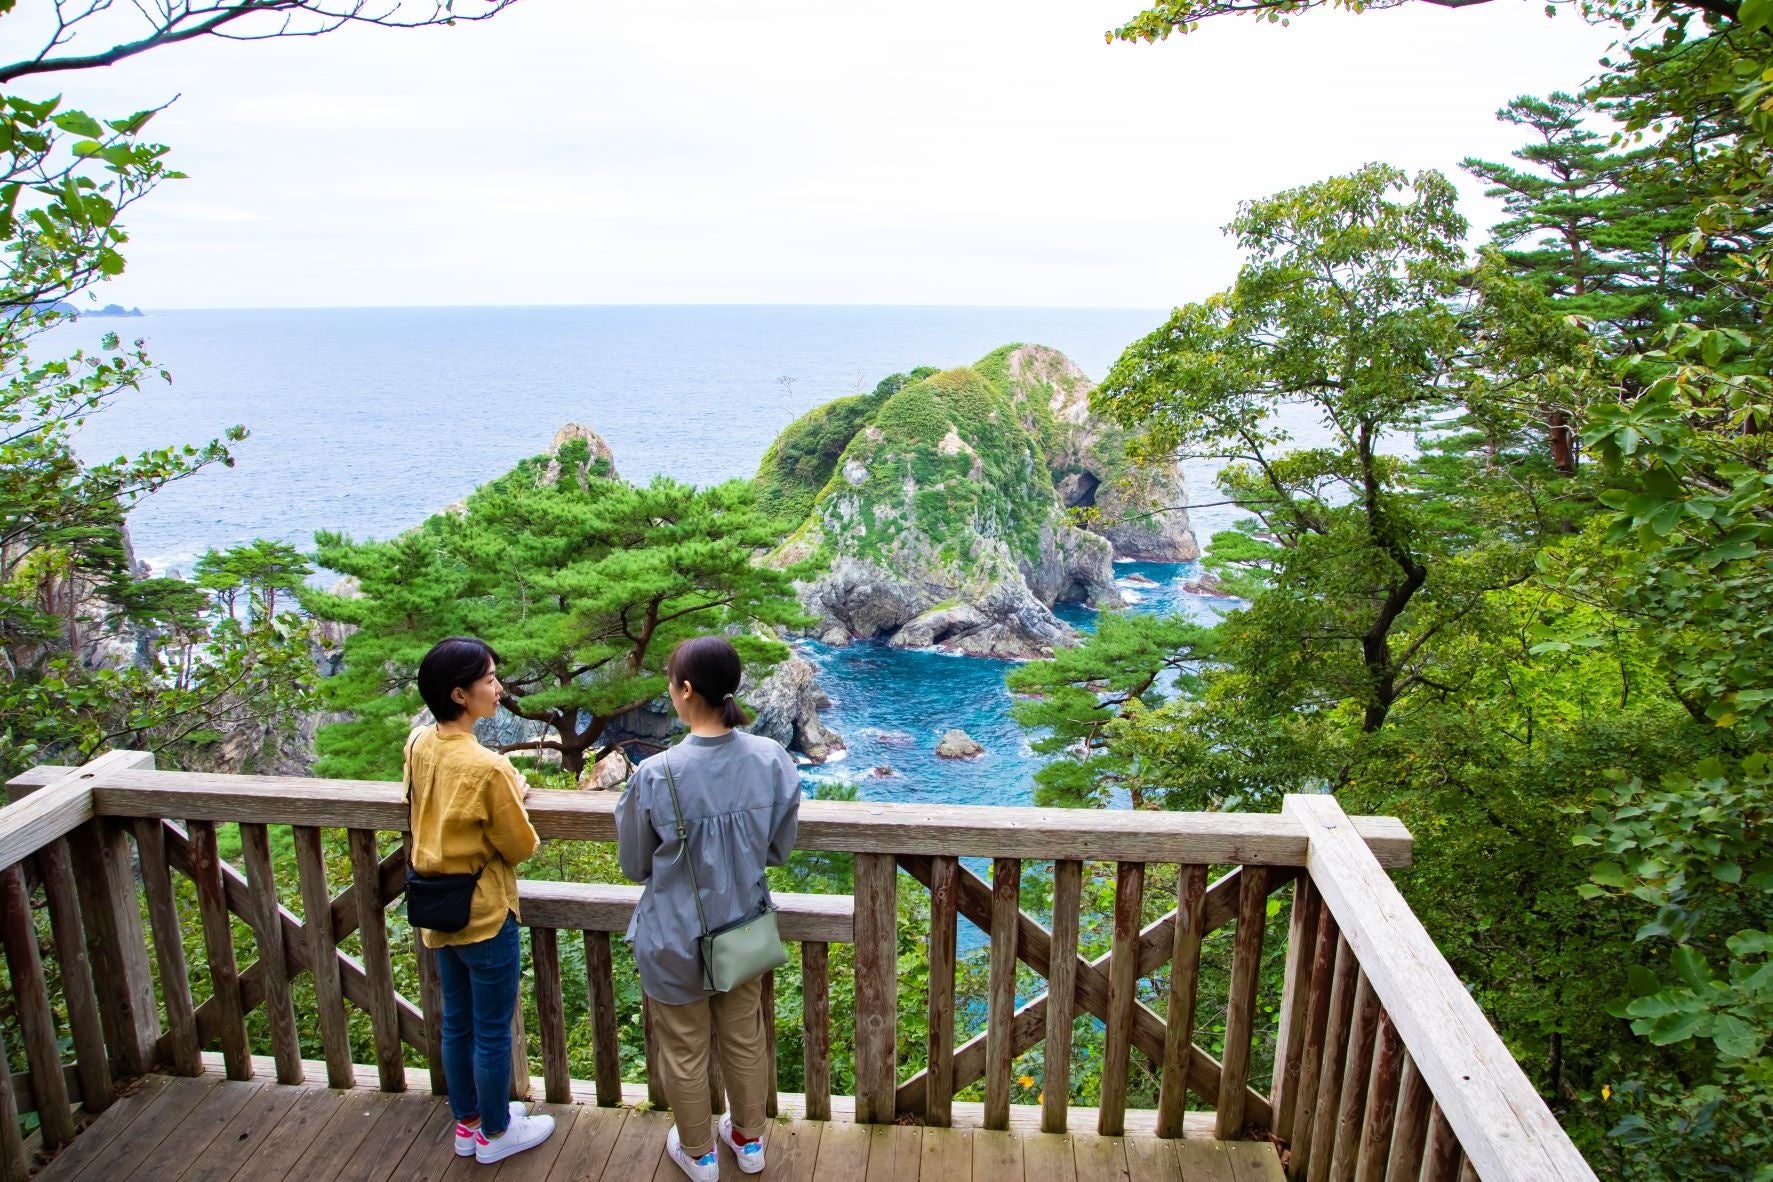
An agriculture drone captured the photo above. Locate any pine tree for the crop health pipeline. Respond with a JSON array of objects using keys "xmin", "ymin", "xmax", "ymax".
[{"xmin": 303, "ymin": 443, "xmax": 811, "ymax": 779}]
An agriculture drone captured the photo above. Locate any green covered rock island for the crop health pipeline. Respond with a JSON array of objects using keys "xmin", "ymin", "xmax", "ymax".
[{"xmin": 757, "ymin": 344, "xmax": 1196, "ymax": 658}]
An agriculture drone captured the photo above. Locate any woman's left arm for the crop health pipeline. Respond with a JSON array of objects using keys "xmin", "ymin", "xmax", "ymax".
[{"xmin": 765, "ymin": 749, "xmax": 801, "ymax": 868}]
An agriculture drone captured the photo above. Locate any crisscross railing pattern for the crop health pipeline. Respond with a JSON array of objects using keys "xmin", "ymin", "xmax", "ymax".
[{"xmin": 0, "ymin": 751, "xmax": 1598, "ymax": 1182}]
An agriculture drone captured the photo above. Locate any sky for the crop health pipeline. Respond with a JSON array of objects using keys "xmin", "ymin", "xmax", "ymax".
[{"xmin": 12, "ymin": 0, "xmax": 1624, "ymax": 310}]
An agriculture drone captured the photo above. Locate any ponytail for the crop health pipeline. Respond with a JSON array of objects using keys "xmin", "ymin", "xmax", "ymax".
[{"xmin": 666, "ymin": 635, "xmax": 750, "ymax": 728}]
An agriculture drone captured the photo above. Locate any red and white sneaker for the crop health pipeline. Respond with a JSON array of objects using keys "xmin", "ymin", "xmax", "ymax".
[
  {"xmin": 719, "ymin": 1113, "xmax": 767, "ymax": 1174},
  {"xmin": 454, "ymin": 1102, "xmax": 529, "ymax": 1156}
]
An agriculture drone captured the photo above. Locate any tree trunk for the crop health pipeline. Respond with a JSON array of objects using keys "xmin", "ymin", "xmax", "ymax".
[{"xmin": 1547, "ymin": 409, "xmax": 1577, "ymax": 476}]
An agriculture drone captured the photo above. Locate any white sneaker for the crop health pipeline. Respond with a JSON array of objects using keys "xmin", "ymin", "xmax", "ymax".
[
  {"xmin": 719, "ymin": 1113, "xmax": 766, "ymax": 1174},
  {"xmin": 665, "ymin": 1126, "xmax": 720, "ymax": 1182},
  {"xmin": 474, "ymin": 1111, "xmax": 556, "ymax": 1164},
  {"xmin": 455, "ymin": 1102, "xmax": 528, "ymax": 1156}
]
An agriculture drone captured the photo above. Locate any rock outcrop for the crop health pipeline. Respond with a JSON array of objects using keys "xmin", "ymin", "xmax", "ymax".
[
  {"xmin": 767, "ymin": 345, "xmax": 1196, "ymax": 657},
  {"xmin": 935, "ymin": 729, "xmax": 984, "ymax": 759},
  {"xmin": 540, "ymin": 423, "xmax": 620, "ymax": 488},
  {"xmin": 744, "ymin": 654, "xmax": 846, "ymax": 762}
]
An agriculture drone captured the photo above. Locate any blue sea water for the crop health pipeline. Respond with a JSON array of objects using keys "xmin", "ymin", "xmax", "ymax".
[{"xmin": 46, "ymin": 304, "xmax": 1255, "ymax": 809}]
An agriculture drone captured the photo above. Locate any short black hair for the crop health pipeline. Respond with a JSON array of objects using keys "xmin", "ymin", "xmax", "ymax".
[
  {"xmin": 418, "ymin": 636, "xmax": 499, "ymax": 722},
  {"xmin": 666, "ymin": 635, "xmax": 748, "ymax": 728}
]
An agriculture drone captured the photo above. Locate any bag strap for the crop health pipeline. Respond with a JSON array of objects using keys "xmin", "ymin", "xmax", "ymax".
[
  {"xmin": 660, "ymin": 755, "xmax": 712, "ymax": 939},
  {"xmin": 406, "ymin": 726, "xmax": 489, "ymax": 881}
]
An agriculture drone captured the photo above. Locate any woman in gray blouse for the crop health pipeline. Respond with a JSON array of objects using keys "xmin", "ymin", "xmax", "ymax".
[{"xmin": 616, "ymin": 635, "xmax": 801, "ymax": 1182}]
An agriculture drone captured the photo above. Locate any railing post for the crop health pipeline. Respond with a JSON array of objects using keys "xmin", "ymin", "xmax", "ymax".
[
  {"xmin": 853, "ymin": 852, "xmax": 898, "ymax": 1124},
  {"xmin": 1272, "ymin": 874, "xmax": 1321, "ymax": 1141},
  {"xmin": 69, "ymin": 814, "xmax": 160, "ymax": 1075}
]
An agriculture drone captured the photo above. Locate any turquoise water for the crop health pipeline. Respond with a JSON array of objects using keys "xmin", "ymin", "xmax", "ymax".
[{"xmin": 799, "ymin": 559, "xmax": 1241, "ymax": 808}]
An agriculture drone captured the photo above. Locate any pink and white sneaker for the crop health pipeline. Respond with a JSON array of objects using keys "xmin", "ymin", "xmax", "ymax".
[{"xmin": 454, "ymin": 1102, "xmax": 529, "ymax": 1156}]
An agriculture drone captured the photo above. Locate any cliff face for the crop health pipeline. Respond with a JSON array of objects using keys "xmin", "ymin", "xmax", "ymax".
[{"xmin": 770, "ymin": 345, "xmax": 1194, "ymax": 658}]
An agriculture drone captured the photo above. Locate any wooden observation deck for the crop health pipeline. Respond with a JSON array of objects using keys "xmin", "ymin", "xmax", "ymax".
[{"xmin": 0, "ymin": 753, "xmax": 1597, "ymax": 1181}]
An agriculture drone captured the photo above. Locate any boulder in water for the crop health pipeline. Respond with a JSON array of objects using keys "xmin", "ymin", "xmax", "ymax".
[{"xmin": 935, "ymin": 729, "xmax": 984, "ymax": 759}]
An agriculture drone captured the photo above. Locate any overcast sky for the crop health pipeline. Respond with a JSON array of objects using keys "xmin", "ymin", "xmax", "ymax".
[{"xmin": 17, "ymin": 0, "xmax": 1622, "ymax": 310}]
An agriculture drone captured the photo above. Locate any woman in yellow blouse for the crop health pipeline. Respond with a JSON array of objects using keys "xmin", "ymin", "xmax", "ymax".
[{"xmin": 406, "ymin": 636, "xmax": 555, "ymax": 1164}]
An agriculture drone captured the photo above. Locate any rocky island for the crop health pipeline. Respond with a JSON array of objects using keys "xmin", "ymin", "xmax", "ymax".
[{"xmin": 758, "ymin": 344, "xmax": 1196, "ymax": 658}]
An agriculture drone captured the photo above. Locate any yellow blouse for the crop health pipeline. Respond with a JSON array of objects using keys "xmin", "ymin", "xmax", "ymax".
[{"xmin": 404, "ymin": 726, "xmax": 540, "ymax": 948}]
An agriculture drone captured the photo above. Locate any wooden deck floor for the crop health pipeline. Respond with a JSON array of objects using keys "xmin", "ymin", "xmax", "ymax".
[{"xmin": 34, "ymin": 1072, "xmax": 1285, "ymax": 1182}]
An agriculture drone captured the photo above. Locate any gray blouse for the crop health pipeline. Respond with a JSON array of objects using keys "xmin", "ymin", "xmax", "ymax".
[{"xmin": 615, "ymin": 730, "xmax": 801, "ymax": 1005}]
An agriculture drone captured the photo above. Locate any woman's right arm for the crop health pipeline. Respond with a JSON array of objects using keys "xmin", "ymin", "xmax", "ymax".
[{"xmin": 616, "ymin": 768, "xmax": 659, "ymax": 883}]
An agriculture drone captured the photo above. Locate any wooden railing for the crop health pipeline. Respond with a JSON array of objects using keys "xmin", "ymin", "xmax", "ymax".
[{"xmin": 0, "ymin": 753, "xmax": 1596, "ymax": 1181}]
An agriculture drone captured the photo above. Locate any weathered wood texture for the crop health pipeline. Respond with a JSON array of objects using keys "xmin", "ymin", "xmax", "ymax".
[
  {"xmin": 56, "ymin": 765, "xmax": 1410, "ymax": 864},
  {"xmin": 802, "ymin": 939, "xmax": 832, "ymax": 1123},
  {"xmin": 519, "ymin": 879, "xmax": 854, "ymax": 942},
  {"xmin": 1288, "ymin": 793, "xmax": 1596, "ymax": 1182},
  {"xmin": 926, "ymin": 855, "xmax": 960, "ymax": 1128},
  {"xmin": 36, "ymin": 838, "xmax": 114, "ymax": 1113},
  {"xmin": 985, "ymin": 857, "xmax": 1023, "ymax": 1131},
  {"xmin": 0, "ymin": 751, "xmax": 151, "ymax": 872},
  {"xmin": 1098, "ymin": 860, "xmax": 1144, "ymax": 1137},
  {"xmin": 1042, "ymin": 858, "xmax": 1082, "ymax": 1136},
  {"xmin": 582, "ymin": 928, "xmax": 624, "ymax": 1107},
  {"xmin": 0, "ymin": 863, "xmax": 75, "ymax": 1148},
  {"xmin": 1155, "ymin": 863, "xmax": 1206, "ymax": 1139},
  {"xmin": 853, "ymin": 852, "xmax": 898, "ymax": 1124},
  {"xmin": 1216, "ymin": 864, "xmax": 1268, "ymax": 1140}
]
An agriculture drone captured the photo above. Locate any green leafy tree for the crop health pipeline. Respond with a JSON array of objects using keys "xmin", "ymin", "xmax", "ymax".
[
  {"xmin": 304, "ymin": 447, "xmax": 812, "ymax": 779},
  {"xmin": 1097, "ymin": 164, "xmax": 1547, "ymax": 748},
  {"xmin": 1006, "ymin": 611, "xmax": 1211, "ymax": 808}
]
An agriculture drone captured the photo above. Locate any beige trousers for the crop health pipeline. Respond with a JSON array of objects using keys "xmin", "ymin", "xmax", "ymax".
[{"xmin": 649, "ymin": 977, "xmax": 770, "ymax": 1158}]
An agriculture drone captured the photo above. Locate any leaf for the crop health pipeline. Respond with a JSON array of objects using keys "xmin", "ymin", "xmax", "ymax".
[
  {"xmin": 1741, "ymin": 0, "xmax": 1773, "ymax": 31},
  {"xmin": 1711, "ymin": 1014, "xmax": 1762, "ymax": 1059},
  {"xmin": 1627, "ymin": 964, "xmax": 1662, "ymax": 997},
  {"xmin": 1672, "ymin": 945, "xmax": 1712, "ymax": 991},
  {"xmin": 50, "ymin": 110, "xmax": 104, "ymax": 138},
  {"xmin": 1647, "ymin": 1009, "xmax": 1708, "ymax": 1045}
]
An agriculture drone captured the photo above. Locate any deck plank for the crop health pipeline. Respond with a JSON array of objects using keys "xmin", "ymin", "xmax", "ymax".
[
  {"xmin": 383, "ymin": 1101, "xmax": 463, "ymax": 1182},
  {"xmin": 1024, "ymin": 1133, "xmax": 1079, "ymax": 1182},
  {"xmin": 276, "ymin": 1089, "xmax": 395, "ymax": 1181},
  {"xmin": 603, "ymin": 1108, "xmax": 671, "ymax": 1181},
  {"xmin": 1222, "ymin": 1142, "xmax": 1285, "ymax": 1182},
  {"xmin": 1124, "ymin": 1137, "xmax": 1181, "ymax": 1182},
  {"xmin": 921, "ymin": 1126, "xmax": 974, "ymax": 1181},
  {"xmin": 37, "ymin": 1070, "xmax": 1284, "ymax": 1182},
  {"xmin": 765, "ymin": 1118, "xmax": 822, "ymax": 1182},
  {"xmin": 488, "ymin": 1102, "xmax": 576, "ymax": 1182},
  {"xmin": 973, "ymin": 1129, "xmax": 1023, "ymax": 1179},
  {"xmin": 1174, "ymin": 1140, "xmax": 1236, "ymax": 1182},
  {"xmin": 814, "ymin": 1120, "xmax": 873, "ymax": 1177},
  {"xmin": 332, "ymin": 1092, "xmax": 443, "ymax": 1182},
  {"xmin": 35, "ymin": 1074, "xmax": 171, "ymax": 1182},
  {"xmin": 53, "ymin": 1074, "xmax": 221, "ymax": 1182},
  {"xmin": 863, "ymin": 1124, "xmax": 922, "ymax": 1182},
  {"xmin": 541, "ymin": 1105, "xmax": 627, "ymax": 1182},
  {"xmin": 176, "ymin": 1082, "xmax": 305, "ymax": 1182},
  {"xmin": 1073, "ymin": 1134, "xmax": 1131, "ymax": 1182}
]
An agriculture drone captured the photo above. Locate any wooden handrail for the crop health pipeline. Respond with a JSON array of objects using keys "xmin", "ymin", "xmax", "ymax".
[
  {"xmin": 1283, "ymin": 793, "xmax": 1597, "ymax": 1182},
  {"xmin": 9, "ymin": 764, "xmax": 1415, "ymax": 865},
  {"xmin": 0, "ymin": 753, "xmax": 1604, "ymax": 1182}
]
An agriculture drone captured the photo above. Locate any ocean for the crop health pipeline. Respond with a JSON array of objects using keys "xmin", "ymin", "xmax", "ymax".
[{"xmin": 50, "ymin": 304, "xmax": 1249, "ymax": 809}]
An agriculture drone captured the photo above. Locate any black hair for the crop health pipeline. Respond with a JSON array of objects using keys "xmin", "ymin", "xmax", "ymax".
[
  {"xmin": 666, "ymin": 635, "xmax": 748, "ymax": 729},
  {"xmin": 418, "ymin": 636, "xmax": 499, "ymax": 723}
]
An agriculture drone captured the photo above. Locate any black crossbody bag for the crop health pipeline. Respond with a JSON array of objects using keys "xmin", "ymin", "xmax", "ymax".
[{"xmin": 403, "ymin": 728, "xmax": 489, "ymax": 934}]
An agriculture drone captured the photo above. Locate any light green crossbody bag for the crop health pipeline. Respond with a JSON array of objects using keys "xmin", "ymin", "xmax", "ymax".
[{"xmin": 661, "ymin": 755, "xmax": 788, "ymax": 993}]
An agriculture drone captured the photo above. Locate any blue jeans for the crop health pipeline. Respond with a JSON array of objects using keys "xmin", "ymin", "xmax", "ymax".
[{"xmin": 435, "ymin": 914, "xmax": 521, "ymax": 1136}]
